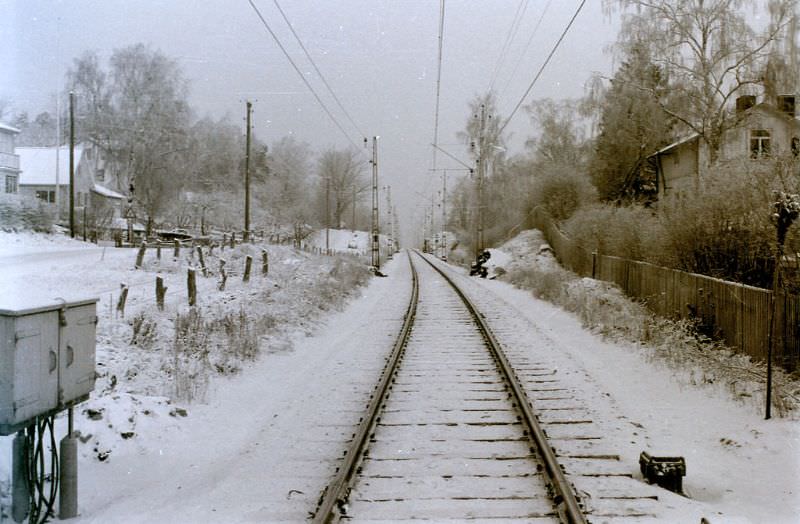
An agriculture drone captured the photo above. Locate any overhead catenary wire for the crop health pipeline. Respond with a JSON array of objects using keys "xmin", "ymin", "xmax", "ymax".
[
  {"xmin": 498, "ymin": 0, "xmax": 586, "ymax": 136},
  {"xmin": 431, "ymin": 0, "xmax": 446, "ymax": 172},
  {"xmin": 499, "ymin": 0, "xmax": 552, "ymax": 98},
  {"xmin": 246, "ymin": 0, "xmax": 364, "ymax": 151},
  {"xmin": 487, "ymin": 0, "xmax": 529, "ymax": 94},
  {"xmin": 271, "ymin": 0, "xmax": 367, "ymax": 141}
]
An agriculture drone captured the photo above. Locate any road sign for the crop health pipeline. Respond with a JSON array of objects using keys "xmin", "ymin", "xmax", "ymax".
[{"xmin": 123, "ymin": 206, "xmax": 135, "ymax": 219}]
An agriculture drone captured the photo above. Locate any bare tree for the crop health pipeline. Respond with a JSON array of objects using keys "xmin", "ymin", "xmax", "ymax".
[
  {"xmin": 66, "ymin": 44, "xmax": 192, "ymax": 234},
  {"xmin": 606, "ymin": 0, "xmax": 797, "ymax": 166},
  {"xmin": 316, "ymin": 148, "xmax": 367, "ymax": 228}
]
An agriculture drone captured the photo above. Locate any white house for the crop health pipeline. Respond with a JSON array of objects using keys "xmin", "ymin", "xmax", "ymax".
[
  {"xmin": 647, "ymin": 95, "xmax": 800, "ymax": 199},
  {"xmin": 0, "ymin": 123, "xmax": 21, "ymax": 195},
  {"xmin": 15, "ymin": 143, "xmax": 127, "ymax": 228}
]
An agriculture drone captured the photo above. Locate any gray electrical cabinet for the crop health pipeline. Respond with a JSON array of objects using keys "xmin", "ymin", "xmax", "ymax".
[{"xmin": 0, "ymin": 297, "xmax": 98, "ymax": 435}]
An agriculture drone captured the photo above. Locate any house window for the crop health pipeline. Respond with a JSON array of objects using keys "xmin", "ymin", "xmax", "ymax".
[
  {"xmin": 96, "ymin": 168, "xmax": 105, "ymax": 181},
  {"xmin": 4, "ymin": 175, "xmax": 17, "ymax": 194},
  {"xmin": 750, "ymin": 129, "xmax": 771, "ymax": 158},
  {"xmin": 35, "ymin": 190, "xmax": 55, "ymax": 203}
]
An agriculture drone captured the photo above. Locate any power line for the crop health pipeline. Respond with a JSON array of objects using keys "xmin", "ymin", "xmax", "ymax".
[
  {"xmin": 487, "ymin": 0, "xmax": 529, "ymax": 94},
  {"xmin": 247, "ymin": 0, "xmax": 363, "ymax": 150},
  {"xmin": 271, "ymin": 0, "xmax": 367, "ymax": 140},
  {"xmin": 498, "ymin": 0, "xmax": 586, "ymax": 135},
  {"xmin": 499, "ymin": 0, "xmax": 552, "ymax": 98},
  {"xmin": 431, "ymin": 0, "xmax": 446, "ymax": 171}
]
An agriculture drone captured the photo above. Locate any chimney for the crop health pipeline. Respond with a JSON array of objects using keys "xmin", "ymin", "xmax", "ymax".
[
  {"xmin": 736, "ymin": 95, "xmax": 756, "ymax": 113},
  {"xmin": 777, "ymin": 95, "xmax": 796, "ymax": 118}
]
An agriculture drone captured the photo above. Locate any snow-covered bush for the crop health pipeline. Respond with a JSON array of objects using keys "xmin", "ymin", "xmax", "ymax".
[
  {"xmin": 500, "ymin": 230, "xmax": 799, "ymax": 416},
  {"xmin": 0, "ymin": 193, "xmax": 55, "ymax": 232},
  {"xmin": 564, "ymin": 203, "xmax": 665, "ymax": 264},
  {"xmin": 531, "ymin": 165, "xmax": 596, "ymax": 222}
]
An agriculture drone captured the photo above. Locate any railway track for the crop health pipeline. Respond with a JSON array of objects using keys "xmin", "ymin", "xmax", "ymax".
[{"xmin": 313, "ymin": 251, "xmax": 665, "ymax": 522}]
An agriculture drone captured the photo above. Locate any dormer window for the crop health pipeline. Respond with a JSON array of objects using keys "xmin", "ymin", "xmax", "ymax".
[
  {"xmin": 96, "ymin": 168, "xmax": 105, "ymax": 181},
  {"xmin": 750, "ymin": 129, "xmax": 771, "ymax": 159}
]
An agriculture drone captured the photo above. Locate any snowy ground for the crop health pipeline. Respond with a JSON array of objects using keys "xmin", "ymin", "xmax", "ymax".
[
  {"xmin": 0, "ymin": 231, "xmax": 374, "ymax": 522},
  {"xmin": 1, "ymin": 229, "xmax": 798, "ymax": 522},
  {"xmin": 477, "ymin": 229, "xmax": 800, "ymax": 523},
  {"xmin": 302, "ymin": 228, "xmax": 391, "ymax": 257}
]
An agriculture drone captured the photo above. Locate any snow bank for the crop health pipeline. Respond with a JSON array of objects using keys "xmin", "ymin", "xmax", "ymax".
[
  {"xmin": 0, "ymin": 236, "xmax": 372, "ymax": 518},
  {"xmin": 479, "ymin": 228, "xmax": 800, "ymax": 523}
]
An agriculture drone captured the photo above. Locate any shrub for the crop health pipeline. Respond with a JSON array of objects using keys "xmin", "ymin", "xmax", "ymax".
[
  {"xmin": 531, "ymin": 165, "xmax": 596, "ymax": 222},
  {"xmin": 0, "ymin": 193, "xmax": 55, "ymax": 232}
]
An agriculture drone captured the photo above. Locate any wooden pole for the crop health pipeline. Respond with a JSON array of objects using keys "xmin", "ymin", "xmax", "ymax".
[
  {"xmin": 135, "ymin": 241, "xmax": 147, "ymax": 269},
  {"xmin": 187, "ymin": 268, "xmax": 197, "ymax": 307},
  {"xmin": 116, "ymin": 283, "xmax": 129, "ymax": 318},
  {"xmin": 243, "ymin": 255, "xmax": 252, "ymax": 282},
  {"xmin": 218, "ymin": 259, "xmax": 227, "ymax": 291},
  {"xmin": 244, "ymin": 101, "xmax": 252, "ymax": 242},
  {"xmin": 69, "ymin": 91, "xmax": 75, "ymax": 238},
  {"xmin": 261, "ymin": 249, "xmax": 269, "ymax": 275},
  {"xmin": 156, "ymin": 276, "xmax": 167, "ymax": 311},
  {"xmin": 196, "ymin": 246, "xmax": 207, "ymax": 277}
]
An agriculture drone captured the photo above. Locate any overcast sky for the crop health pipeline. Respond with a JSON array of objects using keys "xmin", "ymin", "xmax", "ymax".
[{"xmin": 2, "ymin": 0, "xmax": 619, "ymax": 245}]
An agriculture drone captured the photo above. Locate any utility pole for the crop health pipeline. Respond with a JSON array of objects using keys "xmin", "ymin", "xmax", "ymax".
[
  {"xmin": 352, "ymin": 183, "xmax": 356, "ymax": 231},
  {"xmin": 475, "ymin": 103, "xmax": 487, "ymax": 257},
  {"xmin": 56, "ymin": 93, "xmax": 61, "ymax": 220},
  {"xmin": 244, "ymin": 101, "xmax": 252, "ymax": 242},
  {"xmin": 326, "ymin": 176, "xmax": 331, "ymax": 253},
  {"xmin": 392, "ymin": 204, "xmax": 398, "ymax": 251},
  {"xmin": 441, "ymin": 170, "xmax": 447, "ymax": 260},
  {"xmin": 69, "ymin": 91, "xmax": 75, "ymax": 238},
  {"xmin": 371, "ymin": 136, "xmax": 380, "ymax": 269},
  {"xmin": 384, "ymin": 185, "xmax": 393, "ymax": 257}
]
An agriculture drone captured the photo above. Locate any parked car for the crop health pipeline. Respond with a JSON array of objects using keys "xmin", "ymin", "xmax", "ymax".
[{"xmin": 156, "ymin": 228, "xmax": 193, "ymax": 242}]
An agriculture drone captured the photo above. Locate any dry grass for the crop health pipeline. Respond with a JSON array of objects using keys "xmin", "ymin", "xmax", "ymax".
[{"xmin": 503, "ymin": 254, "xmax": 800, "ymax": 417}]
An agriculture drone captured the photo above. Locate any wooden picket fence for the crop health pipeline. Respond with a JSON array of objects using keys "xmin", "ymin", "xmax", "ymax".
[{"xmin": 532, "ymin": 208, "xmax": 799, "ymax": 371}]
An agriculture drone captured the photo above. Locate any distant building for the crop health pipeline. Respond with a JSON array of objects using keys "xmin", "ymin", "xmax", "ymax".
[
  {"xmin": 15, "ymin": 143, "xmax": 126, "ymax": 227},
  {"xmin": 647, "ymin": 95, "xmax": 800, "ymax": 200},
  {"xmin": 0, "ymin": 123, "xmax": 21, "ymax": 194}
]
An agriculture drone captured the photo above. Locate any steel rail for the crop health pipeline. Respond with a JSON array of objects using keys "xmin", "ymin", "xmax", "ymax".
[
  {"xmin": 416, "ymin": 251, "xmax": 588, "ymax": 524},
  {"xmin": 312, "ymin": 251, "xmax": 420, "ymax": 523}
]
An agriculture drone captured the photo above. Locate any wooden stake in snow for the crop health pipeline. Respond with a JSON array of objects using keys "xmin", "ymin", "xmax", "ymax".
[
  {"xmin": 135, "ymin": 241, "xmax": 147, "ymax": 269},
  {"xmin": 173, "ymin": 240, "xmax": 180, "ymax": 259},
  {"xmin": 197, "ymin": 246, "xmax": 207, "ymax": 277},
  {"xmin": 156, "ymin": 276, "xmax": 167, "ymax": 311},
  {"xmin": 261, "ymin": 249, "xmax": 269, "ymax": 275},
  {"xmin": 156, "ymin": 243, "xmax": 161, "ymax": 260},
  {"xmin": 230, "ymin": 232, "xmax": 236, "ymax": 249},
  {"xmin": 187, "ymin": 268, "xmax": 197, "ymax": 307},
  {"xmin": 243, "ymin": 255, "xmax": 252, "ymax": 283},
  {"xmin": 218, "ymin": 259, "xmax": 227, "ymax": 291},
  {"xmin": 117, "ymin": 284, "xmax": 129, "ymax": 318}
]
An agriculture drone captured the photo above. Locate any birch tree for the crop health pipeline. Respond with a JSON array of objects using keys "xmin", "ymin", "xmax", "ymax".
[{"xmin": 606, "ymin": 0, "xmax": 797, "ymax": 165}]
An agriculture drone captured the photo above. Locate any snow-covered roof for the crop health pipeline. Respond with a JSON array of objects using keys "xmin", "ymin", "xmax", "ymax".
[
  {"xmin": 650, "ymin": 133, "xmax": 700, "ymax": 157},
  {"xmin": 16, "ymin": 145, "xmax": 84, "ymax": 185},
  {"xmin": 0, "ymin": 122, "xmax": 21, "ymax": 134},
  {"xmin": 111, "ymin": 217, "xmax": 145, "ymax": 231},
  {"xmin": 91, "ymin": 183, "xmax": 125, "ymax": 199}
]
